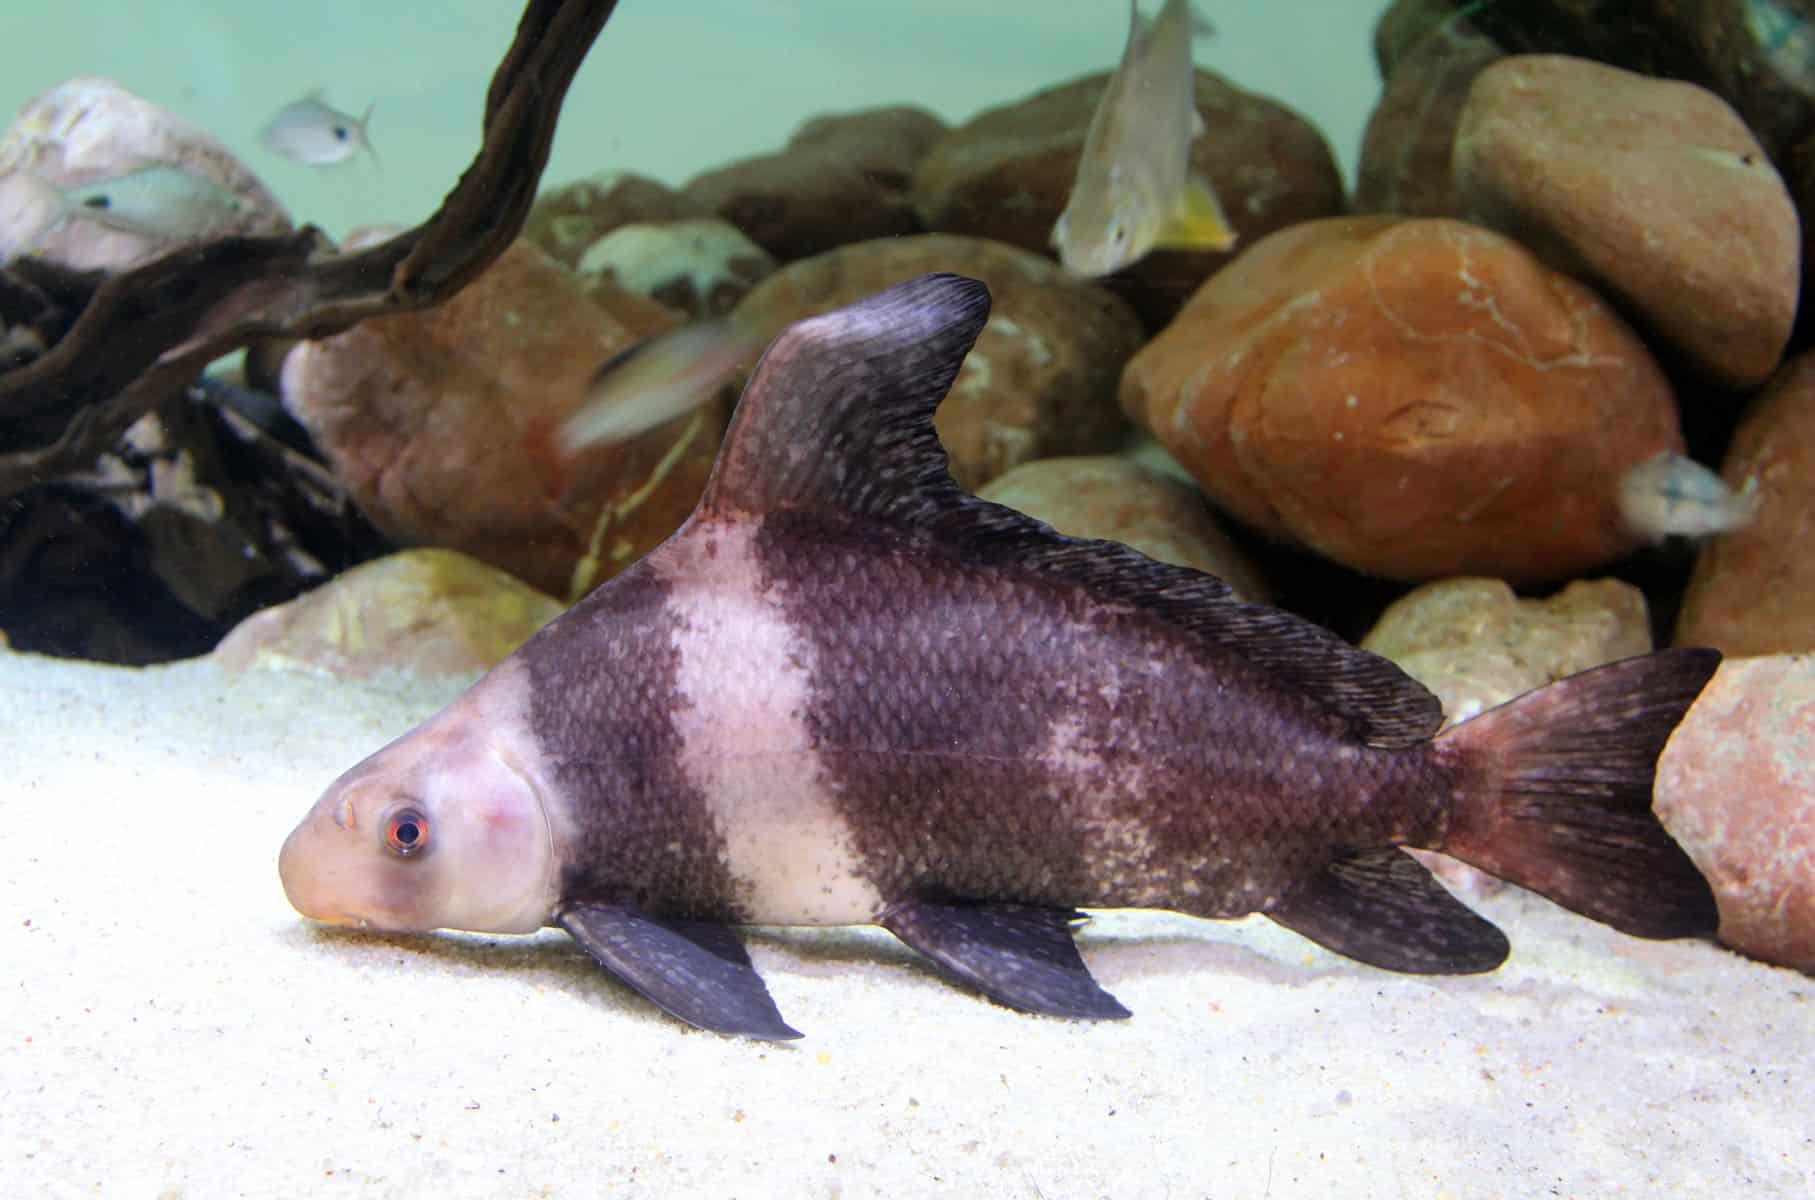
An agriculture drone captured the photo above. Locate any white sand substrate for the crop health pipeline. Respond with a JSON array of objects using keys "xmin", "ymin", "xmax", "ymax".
[{"xmin": 2, "ymin": 648, "xmax": 1809, "ymax": 1198}]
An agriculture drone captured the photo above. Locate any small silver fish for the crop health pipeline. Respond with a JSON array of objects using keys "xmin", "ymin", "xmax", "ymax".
[
  {"xmin": 1051, "ymin": 0, "xmax": 1237, "ymax": 278},
  {"xmin": 37, "ymin": 164, "xmax": 257, "ymax": 242},
  {"xmin": 558, "ymin": 317, "xmax": 762, "ymax": 453},
  {"xmin": 1618, "ymin": 451, "xmax": 1762, "ymax": 541},
  {"xmin": 259, "ymin": 89, "xmax": 379, "ymax": 169}
]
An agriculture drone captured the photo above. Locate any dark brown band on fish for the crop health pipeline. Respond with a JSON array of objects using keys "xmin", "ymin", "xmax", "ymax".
[{"xmin": 520, "ymin": 562, "xmax": 740, "ymax": 921}]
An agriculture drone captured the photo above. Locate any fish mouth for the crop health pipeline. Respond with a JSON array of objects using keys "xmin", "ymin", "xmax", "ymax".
[
  {"xmin": 277, "ymin": 815, "xmax": 380, "ymax": 931},
  {"xmin": 304, "ymin": 911, "xmax": 372, "ymax": 931}
]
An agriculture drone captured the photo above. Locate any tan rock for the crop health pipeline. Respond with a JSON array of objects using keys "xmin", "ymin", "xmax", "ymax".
[
  {"xmin": 213, "ymin": 549, "xmax": 562, "ymax": 680},
  {"xmin": 575, "ymin": 218, "xmax": 774, "ymax": 317},
  {"xmin": 914, "ymin": 69, "xmax": 1342, "ymax": 330},
  {"xmin": 1120, "ymin": 215, "xmax": 1684, "ymax": 583},
  {"xmin": 686, "ymin": 106, "xmax": 946, "ymax": 263},
  {"xmin": 1677, "ymin": 352, "xmax": 1815, "ymax": 655},
  {"xmin": 1362, "ymin": 577, "xmax": 1653, "ymax": 728},
  {"xmin": 524, "ymin": 171, "xmax": 709, "ymax": 270},
  {"xmin": 1363, "ymin": 573, "xmax": 1653, "ymax": 901},
  {"xmin": 0, "ymin": 75, "xmax": 290, "ymax": 271},
  {"xmin": 281, "ymin": 239, "xmax": 719, "ymax": 600},
  {"xmin": 1455, "ymin": 55, "xmax": 1800, "ymax": 389},
  {"xmin": 735, "ymin": 235, "xmax": 1142, "ymax": 490},
  {"xmin": 976, "ymin": 456, "xmax": 1269, "ymax": 603},
  {"xmin": 1656, "ymin": 654, "xmax": 1815, "ymax": 973}
]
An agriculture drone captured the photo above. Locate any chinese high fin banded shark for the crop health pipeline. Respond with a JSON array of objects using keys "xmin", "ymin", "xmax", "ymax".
[{"xmin": 279, "ymin": 273, "xmax": 1721, "ymax": 1040}]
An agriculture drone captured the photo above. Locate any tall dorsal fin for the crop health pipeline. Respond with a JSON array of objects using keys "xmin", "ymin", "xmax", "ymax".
[
  {"xmin": 698, "ymin": 272, "xmax": 992, "ymax": 524},
  {"xmin": 701, "ymin": 273, "xmax": 1441, "ymax": 748}
]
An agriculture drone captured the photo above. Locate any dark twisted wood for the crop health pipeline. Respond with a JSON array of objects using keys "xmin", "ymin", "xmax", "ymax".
[{"xmin": 0, "ymin": 0, "xmax": 618, "ymax": 501}]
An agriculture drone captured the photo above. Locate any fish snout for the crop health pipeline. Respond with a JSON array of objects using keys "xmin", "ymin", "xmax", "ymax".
[{"xmin": 278, "ymin": 807, "xmax": 367, "ymax": 928}]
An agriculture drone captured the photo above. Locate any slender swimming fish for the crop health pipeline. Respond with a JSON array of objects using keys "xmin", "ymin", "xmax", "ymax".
[
  {"xmin": 1051, "ymin": 0, "xmax": 1238, "ymax": 277},
  {"xmin": 280, "ymin": 273, "xmax": 1720, "ymax": 1040},
  {"xmin": 558, "ymin": 317, "xmax": 764, "ymax": 453}
]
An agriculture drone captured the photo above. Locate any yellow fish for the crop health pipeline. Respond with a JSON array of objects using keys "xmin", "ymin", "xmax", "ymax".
[{"xmin": 1051, "ymin": 0, "xmax": 1237, "ymax": 278}]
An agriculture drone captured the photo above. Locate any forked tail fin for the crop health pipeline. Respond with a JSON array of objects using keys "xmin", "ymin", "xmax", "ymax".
[{"xmin": 1436, "ymin": 647, "xmax": 1722, "ymax": 939}]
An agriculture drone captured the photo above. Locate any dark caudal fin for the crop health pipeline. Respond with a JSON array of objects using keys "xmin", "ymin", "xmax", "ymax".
[{"xmin": 1437, "ymin": 647, "xmax": 1722, "ymax": 940}]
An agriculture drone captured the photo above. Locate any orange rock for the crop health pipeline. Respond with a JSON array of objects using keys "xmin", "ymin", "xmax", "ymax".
[
  {"xmin": 1677, "ymin": 352, "xmax": 1815, "ymax": 655},
  {"xmin": 1120, "ymin": 215, "xmax": 1683, "ymax": 583},
  {"xmin": 281, "ymin": 239, "xmax": 719, "ymax": 600},
  {"xmin": 1655, "ymin": 654, "xmax": 1815, "ymax": 974},
  {"xmin": 736, "ymin": 235, "xmax": 1142, "ymax": 490}
]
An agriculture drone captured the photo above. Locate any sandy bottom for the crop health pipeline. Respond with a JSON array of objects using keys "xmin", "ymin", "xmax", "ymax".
[{"xmin": 2, "ymin": 648, "xmax": 1808, "ymax": 1197}]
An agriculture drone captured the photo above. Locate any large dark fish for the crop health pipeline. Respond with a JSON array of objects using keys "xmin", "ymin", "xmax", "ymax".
[{"xmin": 278, "ymin": 273, "xmax": 1720, "ymax": 1040}]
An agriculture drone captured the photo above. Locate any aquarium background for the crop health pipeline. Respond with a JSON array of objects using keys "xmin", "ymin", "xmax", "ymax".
[
  {"xmin": 1, "ymin": 0, "xmax": 1387, "ymax": 240},
  {"xmin": 4, "ymin": 3, "xmax": 1813, "ymax": 1197}
]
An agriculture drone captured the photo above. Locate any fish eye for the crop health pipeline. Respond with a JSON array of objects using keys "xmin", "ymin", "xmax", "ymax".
[
  {"xmin": 332, "ymin": 125, "xmax": 350, "ymax": 141},
  {"xmin": 384, "ymin": 808, "xmax": 429, "ymax": 857},
  {"xmin": 1110, "ymin": 223, "xmax": 1128, "ymax": 246},
  {"xmin": 82, "ymin": 195, "xmax": 112, "ymax": 211}
]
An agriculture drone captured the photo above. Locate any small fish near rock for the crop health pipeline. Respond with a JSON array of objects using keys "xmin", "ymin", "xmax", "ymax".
[
  {"xmin": 0, "ymin": 75, "xmax": 289, "ymax": 271},
  {"xmin": 259, "ymin": 89, "xmax": 380, "ymax": 170},
  {"xmin": 1618, "ymin": 451, "xmax": 1761, "ymax": 544},
  {"xmin": 1049, "ymin": 0, "xmax": 1237, "ymax": 278},
  {"xmin": 913, "ymin": 13, "xmax": 1343, "ymax": 329},
  {"xmin": 280, "ymin": 273, "xmax": 1724, "ymax": 1040},
  {"xmin": 34, "ymin": 163, "xmax": 261, "ymax": 243},
  {"xmin": 279, "ymin": 237, "xmax": 713, "ymax": 601}
]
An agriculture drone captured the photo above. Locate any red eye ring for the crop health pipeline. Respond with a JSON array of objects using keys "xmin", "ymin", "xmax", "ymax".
[{"xmin": 385, "ymin": 808, "xmax": 429, "ymax": 856}]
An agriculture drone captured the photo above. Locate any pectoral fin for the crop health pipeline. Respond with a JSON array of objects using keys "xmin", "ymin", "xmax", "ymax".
[
  {"xmin": 1266, "ymin": 847, "xmax": 1510, "ymax": 974},
  {"xmin": 558, "ymin": 901, "xmax": 802, "ymax": 1040},
  {"xmin": 1155, "ymin": 176, "xmax": 1238, "ymax": 252},
  {"xmin": 880, "ymin": 899, "xmax": 1131, "ymax": 1019}
]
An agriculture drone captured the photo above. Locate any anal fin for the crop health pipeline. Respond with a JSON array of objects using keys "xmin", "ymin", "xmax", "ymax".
[
  {"xmin": 880, "ymin": 899, "xmax": 1131, "ymax": 1020},
  {"xmin": 1155, "ymin": 176, "xmax": 1238, "ymax": 252},
  {"xmin": 558, "ymin": 902, "xmax": 802, "ymax": 1040},
  {"xmin": 1267, "ymin": 847, "xmax": 1510, "ymax": 974}
]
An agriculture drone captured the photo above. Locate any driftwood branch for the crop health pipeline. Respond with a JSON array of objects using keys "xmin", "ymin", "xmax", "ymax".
[{"xmin": 0, "ymin": 0, "xmax": 617, "ymax": 501}]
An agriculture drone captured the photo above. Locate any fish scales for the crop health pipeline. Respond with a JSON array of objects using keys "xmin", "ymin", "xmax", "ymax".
[
  {"xmin": 279, "ymin": 272, "xmax": 1721, "ymax": 1039},
  {"xmin": 518, "ymin": 562, "xmax": 745, "ymax": 923},
  {"xmin": 748, "ymin": 515, "xmax": 1446, "ymax": 916}
]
